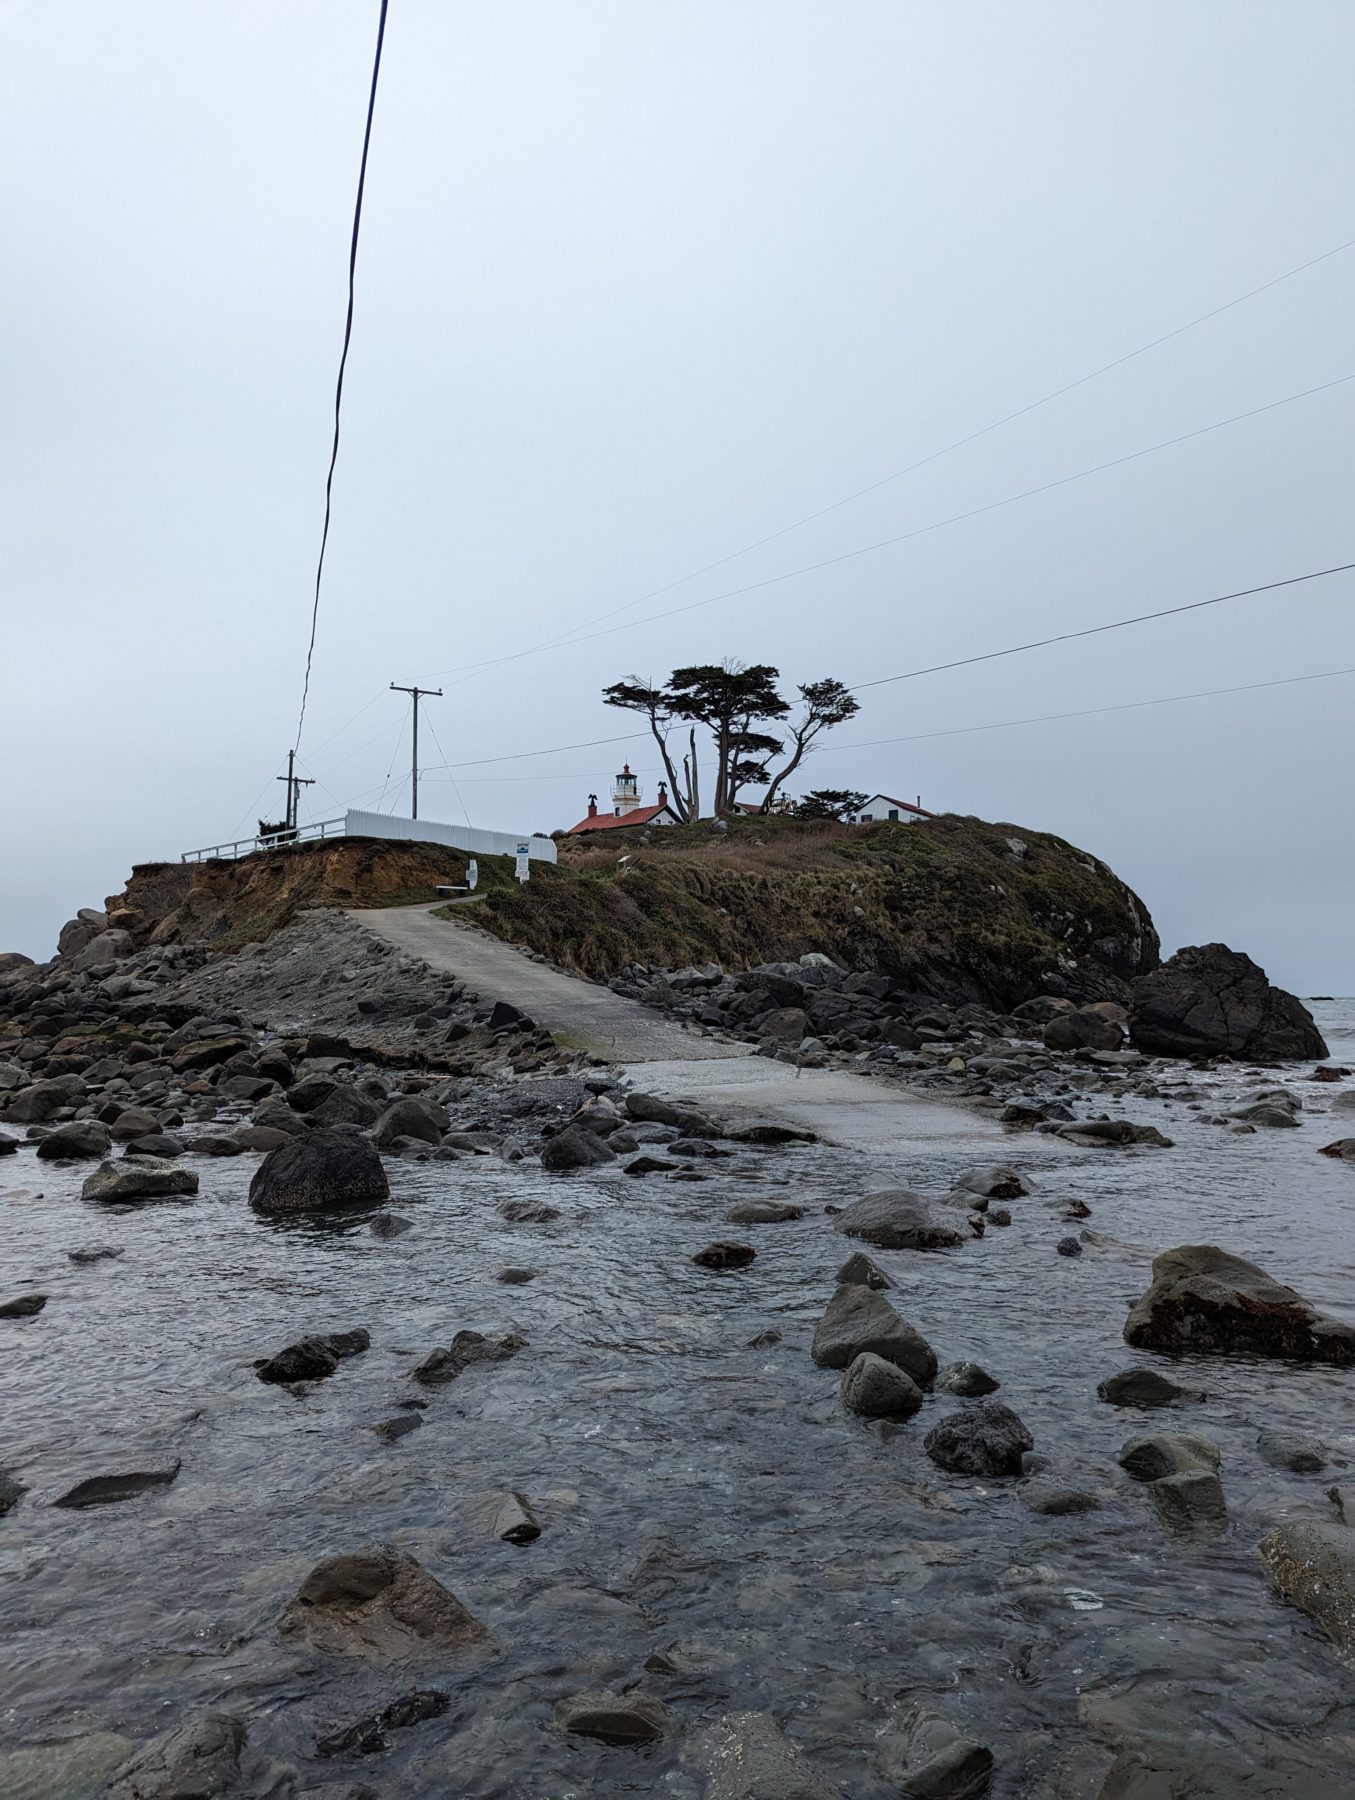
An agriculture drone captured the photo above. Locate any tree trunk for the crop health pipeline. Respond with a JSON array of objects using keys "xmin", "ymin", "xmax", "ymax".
[{"xmin": 761, "ymin": 731, "xmax": 810, "ymax": 813}]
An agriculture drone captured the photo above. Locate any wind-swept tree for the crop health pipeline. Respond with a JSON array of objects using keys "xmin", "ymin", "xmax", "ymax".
[
  {"xmin": 792, "ymin": 788, "xmax": 868, "ymax": 822},
  {"xmin": 599, "ymin": 679, "xmax": 698, "ymax": 820},
  {"xmin": 667, "ymin": 663, "xmax": 788, "ymax": 816},
  {"xmin": 758, "ymin": 678, "xmax": 860, "ymax": 814}
]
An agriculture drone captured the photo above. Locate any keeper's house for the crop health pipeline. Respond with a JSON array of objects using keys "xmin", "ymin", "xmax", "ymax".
[{"xmin": 853, "ymin": 794, "xmax": 933, "ymax": 823}]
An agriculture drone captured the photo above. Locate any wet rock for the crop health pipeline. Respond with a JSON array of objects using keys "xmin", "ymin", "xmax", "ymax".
[
  {"xmin": 248, "ymin": 1129, "xmax": 388, "ymax": 1216},
  {"xmin": 310, "ymin": 1085, "xmax": 384, "ymax": 1129},
  {"xmin": 725, "ymin": 1200, "xmax": 804, "ymax": 1223},
  {"xmin": 833, "ymin": 1191, "xmax": 966, "ymax": 1251},
  {"xmin": 953, "ymin": 1164, "xmax": 1028, "ymax": 1200},
  {"xmin": 1130, "ymin": 943, "xmax": 1327, "ymax": 1060},
  {"xmin": 255, "ymin": 1329, "xmax": 370, "ymax": 1384},
  {"xmin": 1055, "ymin": 1119, "xmax": 1173, "ymax": 1148},
  {"xmin": 67, "ymin": 1244, "xmax": 125, "ymax": 1264},
  {"xmin": 81, "ymin": 1156, "xmax": 199, "ymax": 1203},
  {"xmin": 1257, "ymin": 1428, "xmax": 1326, "ymax": 1473},
  {"xmin": 497, "ymin": 1197, "xmax": 560, "ymax": 1224},
  {"xmin": 1096, "ymin": 1368, "xmax": 1205, "ymax": 1409},
  {"xmin": 412, "ymin": 1330, "xmax": 525, "ymax": 1385},
  {"xmin": 939, "ymin": 1361, "xmax": 1000, "ymax": 1397},
  {"xmin": 186, "ymin": 1134, "xmax": 247, "ymax": 1157},
  {"xmin": 496, "ymin": 1267, "xmax": 537, "ymax": 1284},
  {"xmin": 281, "ymin": 1549, "xmax": 490, "ymax": 1657},
  {"xmin": 469, "ymin": 1488, "xmax": 541, "ymax": 1544},
  {"xmin": 540, "ymin": 1124, "xmax": 617, "ymax": 1171},
  {"xmin": 315, "ymin": 1688, "xmax": 449, "ymax": 1758},
  {"xmin": 53, "ymin": 1462, "xmax": 181, "ymax": 1508},
  {"xmin": 3, "ymin": 1077, "xmax": 81, "ymax": 1123},
  {"xmin": 1022, "ymin": 1483, "xmax": 1102, "ymax": 1515},
  {"xmin": 0, "ymin": 1131, "xmax": 19, "ymax": 1154},
  {"xmin": 36, "ymin": 1119, "xmax": 111, "ymax": 1160},
  {"xmin": 1123, "ymin": 1244, "xmax": 1355, "ymax": 1364},
  {"xmin": 701, "ymin": 1710, "xmax": 845, "ymax": 1799},
  {"xmin": 372, "ymin": 1096, "xmax": 445, "ymax": 1148},
  {"xmin": 124, "ymin": 1133, "xmax": 184, "ymax": 1160},
  {"xmin": 892, "ymin": 1707, "xmax": 994, "ymax": 1798},
  {"xmin": 1319, "ymin": 1138, "xmax": 1355, "ymax": 1162},
  {"xmin": 555, "ymin": 1692, "xmax": 668, "ymax": 1746},
  {"xmin": 107, "ymin": 1711, "xmax": 246, "ymax": 1800},
  {"xmin": 1260, "ymin": 1520, "xmax": 1355, "ymax": 1649},
  {"xmin": 624, "ymin": 1153, "xmax": 682, "ymax": 1175},
  {"xmin": 1118, "ymin": 1433, "xmax": 1219, "ymax": 1481},
  {"xmin": 729, "ymin": 1121, "xmax": 817, "ymax": 1144},
  {"xmin": 841, "ymin": 1351, "xmax": 924, "ymax": 1419},
  {"xmin": 1044, "ymin": 1008, "xmax": 1123, "ymax": 1052},
  {"xmin": 1056, "ymin": 1236, "xmax": 1083, "ymax": 1258},
  {"xmin": 692, "ymin": 1241, "xmax": 756, "ymax": 1271},
  {"xmin": 369, "ymin": 1210, "xmax": 413, "ymax": 1239},
  {"xmin": 251, "ymin": 1099, "xmax": 309, "ymax": 1138},
  {"xmin": 570, "ymin": 1095, "xmax": 626, "ymax": 1135},
  {"xmin": 811, "ymin": 1286, "xmax": 937, "ymax": 1385},
  {"xmin": 0, "ymin": 1292, "xmax": 47, "ymax": 1318},
  {"xmin": 924, "ymin": 1401, "xmax": 1033, "ymax": 1477},
  {"xmin": 835, "ymin": 1251, "xmax": 892, "ymax": 1289},
  {"xmin": 1150, "ymin": 1469, "xmax": 1227, "ymax": 1533},
  {"xmin": 0, "ymin": 1472, "xmax": 26, "ymax": 1515},
  {"xmin": 625, "ymin": 1092, "xmax": 721, "ymax": 1137}
]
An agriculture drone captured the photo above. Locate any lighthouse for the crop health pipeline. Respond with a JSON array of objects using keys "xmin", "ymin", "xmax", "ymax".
[{"xmin": 611, "ymin": 763, "xmax": 643, "ymax": 816}]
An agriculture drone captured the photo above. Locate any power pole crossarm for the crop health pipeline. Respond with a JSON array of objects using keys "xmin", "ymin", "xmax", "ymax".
[
  {"xmin": 277, "ymin": 751, "xmax": 316, "ymax": 833},
  {"xmin": 390, "ymin": 682, "xmax": 442, "ymax": 820}
]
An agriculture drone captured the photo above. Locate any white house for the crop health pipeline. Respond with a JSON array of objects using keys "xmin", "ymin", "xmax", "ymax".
[{"xmin": 853, "ymin": 793, "xmax": 933, "ymax": 824}]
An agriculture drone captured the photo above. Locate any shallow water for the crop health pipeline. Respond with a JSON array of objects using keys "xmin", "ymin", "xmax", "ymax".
[{"xmin": 4, "ymin": 1006, "xmax": 1355, "ymax": 1795}]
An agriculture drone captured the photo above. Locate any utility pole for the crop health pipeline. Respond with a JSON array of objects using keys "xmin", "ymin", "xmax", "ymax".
[
  {"xmin": 277, "ymin": 750, "xmax": 316, "ymax": 832},
  {"xmin": 390, "ymin": 683, "xmax": 442, "ymax": 820}
]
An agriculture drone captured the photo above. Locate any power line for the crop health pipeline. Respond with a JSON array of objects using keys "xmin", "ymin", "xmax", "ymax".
[
  {"xmin": 812, "ymin": 663, "xmax": 1355, "ymax": 754},
  {"xmin": 848, "ymin": 560, "xmax": 1355, "ymax": 693},
  {"xmin": 422, "ymin": 710, "xmax": 472, "ymax": 828},
  {"xmin": 292, "ymin": 0, "xmax": 390, "ymax": 756},
  {"xmin": 426, "ymin": 371, "xmax": 1355, "ymax": 683},
  {"xmin": 421, "ymin": 236, "xmax": 1355, "ymax": 683}
]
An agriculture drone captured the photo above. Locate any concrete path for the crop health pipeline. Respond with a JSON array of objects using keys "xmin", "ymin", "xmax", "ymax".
[
  {"xmin": 349, "ymin": 902, "xmax": 996, "ymax": 1152},
  {"xmin": 348, "ymin": 902, "xmax": 750, "ymax": 1062}
]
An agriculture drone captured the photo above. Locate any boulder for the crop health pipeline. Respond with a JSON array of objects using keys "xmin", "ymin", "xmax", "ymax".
[
  {"xmin": 811, "ymin": 1286, "xmax": 937, "ymax": 1385},
  {"xmin": 923, "ymin": 1401, "xmax": 1033, "ymax": 1476},
  {"xmin": 468, "ymin": 1489, "xmax": 541, "ymax": 1545},
  {"xmin": 1130, "ymin": 943, "xmax": 1327, "ymax": 1060},
  {"xmin": 3, "ymin": 1077, "xmax": 80, "ymax": 1123},
  {"xmin": 255, "ymin": 1329, "xmax": 370, "ymax": 1384},
  {"xmin": 1096, "ymin": 1368, "xmax": 1205, "ymax": 1409},
  {"xmin": 1044, "ymin": 1009, "xmax": 1124, "ymax": 1052},
  {"xmin": 1123, "ymin": 1244, "xmax": 1355, "ymax": 1364},
  {"xmin": 36, "ymin": 1119, "xmax": 111, "ymax": 1160},
  {"xmin": 81, "ymin": 1157, "xmax": 199, "ymax": 1203},
  {"xmin": 0, "ymin": 951, "xmax": 36, "ymax": 977},
  {"xmin": 1260, "ymin": 1521, "xmax": 1355, "ymax": 1649},
  {"xmin": 1319, "ymin": 1138, "xmax": 1355, "ymax": 1162},
  {"xmin": 938, "ymin": 1361, "xmax": 1000, "ymax": 1397},
  {"xmin": 1022, "ymin": 1484, "xmax": 1102, "ymax": 1516},
  {"xmin": 725, "ymin": 1199, "xmax": 803, "ymax": 1224},
  {"xmin": 281, "ymin": 1550, "xmax": 490, "ymax": 1657},
  {"xmin": 841, "ymin": 1351, "xmax": 924, "ymax": 1419},
  {"xmin": 540, "ymin": 1125, "xmax": 617, "ymax": 1171},
  {"xmin": 372, "ymin": 1096, "xmax": 445, "ymax": 1148},
  {"xmin": 1256, "ymin": 1429, "xmax": 1325, "ymax": 1473},
  {"xmin": 310, "ymin": 1085, "xmax": 384, "ymax": 1129},
  {"xmin": 701, "ymin": 1711, "xmax": 845, "ymax": 1800},
  {"xmin": 53, "ymin": 1462, "xmax": 181, "ymax": 1508},
  {"xmin": 1118, "ymin": 1433, "xmax": 1219, "ymax": 1481},
  {"xmin": 952, "ymin": 1165, "xmax": 1028, "ymax": 1200},
  {"xmin": 692, "ymin": 1242, "xmax": 756, "ymax": 1271},
  {"xmin": 832, "ymin": 1191, "xmax": 966, "ymax": 1251},
  {"xmin": 1150, "ymin": 1469, "xmax": 1227, "ymax": 1533},
  {"xmin": 370, "ymin": 1211, "xmax": 414, "ymax": 1239},
  {"xmin": 624, "ymin": 1092, "xmax": 721, "ymax": 1137},
  {"xmin": 248, "ymin": 1129, "xmax": 389, "ymax": 1216},
  {"xmin": 107, "ymin": 1712, "xmax": 247, "ymax": 1800},
  {"xmin": 110, "ymin": 1106, "xmax": 160, "ymax": 1141},
  {"xmin": 835, "ymin": 1252, "xmax": 892, "ymax": 1289},
  {"xmin": 412, "ymin": 1330, "xmax": 524, "ymax": 1385},
  {"xmin": 1055, "ymin": 1119, "xmax": 1173, "ymax": 1148},
  {"xmin": 555, "ymin": 1693, "xmax": 668, "ymax": 1746},
  {"xmin": 0, "ymin": 1292, "xmax": 47, "ymax": 1318},
  {"xmin": 314, "ymin": 1689, "xmax": 449, "ymax": 1758}
]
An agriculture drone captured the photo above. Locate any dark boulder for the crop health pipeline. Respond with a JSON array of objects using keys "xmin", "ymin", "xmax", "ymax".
[
  {"xmin": 692, "ymin": 1242, "xmax": 756, "ymax": 1271},
  {"xmin": 372, "ymin": 1096, "xmax": 445, "ymax": 1148},
  {"xmin": 1044, "ymin": 1008, "xmax": 1123, "ymax": 1052},
  {"xmin": 316, "ymin": 1688, "xmax": 449, "ymax": 1758},
  {"xmin": 412, "ymin": 1330, "xmax": 525, "ymax": 1385},
  {"xmin": 540, "ymin": 1125, "xmax": 616, "ymax": 1171},
  {"xmin": 54, "ymin": 1462, "xmax": 181, "ymax": 1508},
  {"xmin": 281, "ymin": 1550, "xmax": 490, "ymax": 1657},
  {"xmin": 107, "ymin": 1712, "xmax": 247, "ymax": 1800},
  {"xmin": 1096, "ymin": 1368, "xmax": 1205, "ymax": 1409},
  {"xmin": 0, "ymin": 1292, "xmax": 47, "ymax": 1318},
  {"xmin": 833, "ymin": 1191, "xmax": 966, "ymax": 1251},
  {"xmin": 82, "ymin": 1157, "xmax": 199, "ymax": 1203},
  {"xmin": 1124, "ymin": 1244, "xmax": 1355, "ymax": 1364},
  {"xmin": 248, "ymin": 1129, "xmax": 389, "ymax": 1216},
  {"xmin": 923, "ymin": 1400, "xmax": 1033, "ymax": 1476},
  {"xmin": 255, "ymin": 1328, "xmax": 371, "ymax": 1384},
  {"xmin": 1130, "ymin": 943, "xmax": 1327, "ymax": 1060},
  {"xmin": 1260, "ymin": 1521, "xmax": 1355, "ymax": 1649},
  {"xmin": 811, "ymin": 1286, "xmax": 937, "ymax": 1384},
  {"xmin": 841, "ymin": 1351, "xmax": 923, "ymax": 1419}
]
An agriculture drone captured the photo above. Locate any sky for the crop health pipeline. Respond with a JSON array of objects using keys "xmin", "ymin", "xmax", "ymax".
[{"xmin": 2, "ymin": 1, "xmax": 1352, "ymax": 990}]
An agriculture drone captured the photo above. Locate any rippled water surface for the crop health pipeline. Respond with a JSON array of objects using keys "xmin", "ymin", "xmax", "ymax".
[{"xmin": 4, "ymin": 1003, "xmax": 1355, "ymax": 1795}]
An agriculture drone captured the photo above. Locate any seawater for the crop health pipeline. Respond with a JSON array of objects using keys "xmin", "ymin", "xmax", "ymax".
[{"xmin": 3, "ymin": 1005, "xmax": 1355, "ymax": 1795}]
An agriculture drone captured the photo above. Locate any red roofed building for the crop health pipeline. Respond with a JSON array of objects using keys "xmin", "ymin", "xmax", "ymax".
[{"xmin": 566, "ymin": 765, "xmax": 682, "ymax": 834}]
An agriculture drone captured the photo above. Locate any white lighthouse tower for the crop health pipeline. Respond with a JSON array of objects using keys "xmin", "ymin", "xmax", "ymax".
[{"xmin": 611, "ymin": 762, "xmax": 643, "ymax": 817}]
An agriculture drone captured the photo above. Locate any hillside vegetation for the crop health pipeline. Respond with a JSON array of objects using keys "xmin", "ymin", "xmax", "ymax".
[{"xmin": 467, "ymin": 814, "xmax": 1160, "ymax": 1008}]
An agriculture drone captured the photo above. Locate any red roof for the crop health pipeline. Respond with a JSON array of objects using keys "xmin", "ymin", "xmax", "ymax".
[{"xmin": 566, "ymin": 804, "xmax": 677, "ymax": 834}]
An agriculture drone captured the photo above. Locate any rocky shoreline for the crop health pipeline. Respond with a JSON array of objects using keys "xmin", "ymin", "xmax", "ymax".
[{"xmin": 3, "ymin": 906, "xmax": 1355, "ymax": 1797}]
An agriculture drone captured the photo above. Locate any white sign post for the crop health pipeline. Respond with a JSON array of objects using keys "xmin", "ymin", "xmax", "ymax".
[
  {"xmin": 466, "ymin": 858, "xmax": 478, "ymax": 892},
  {"xmin": 514, "ymin": 842, "xmax": 530, "ymax": 883}
]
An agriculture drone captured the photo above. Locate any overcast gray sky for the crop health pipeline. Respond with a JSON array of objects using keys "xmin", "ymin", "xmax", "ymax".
[{"xmin": 3, "ymin": 1, "xmax": 1352, "ymax": 989}]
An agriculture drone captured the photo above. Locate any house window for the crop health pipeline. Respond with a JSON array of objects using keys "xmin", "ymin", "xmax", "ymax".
[
  {"xmin": 888, "ymin": 808, "xmax": 898, "ymax": 820},
  {"xmin": 860, "ymin": 812, "xmax": 873, "ymax": 821}
]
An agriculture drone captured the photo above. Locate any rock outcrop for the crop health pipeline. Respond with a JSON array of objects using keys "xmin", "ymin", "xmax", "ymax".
[
  {"xmin": 1123, "ymin": 1245, "xmax": 1355, "ymax": 1364},
  {"xmin": 248, "ymin": 1128, "xmax": 389, "ymax": 1216},
  {"xmin": 281, "ymin": 1550, "xmax": 490, "ymax": 1658},
  {"xmin": 1129, "ymin": 944, "xmax": 1327, "ymax": 1060},
  {"xmin": 1260, "ymin": 1521, "xmax": 1355, "ymax": 1650}
]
